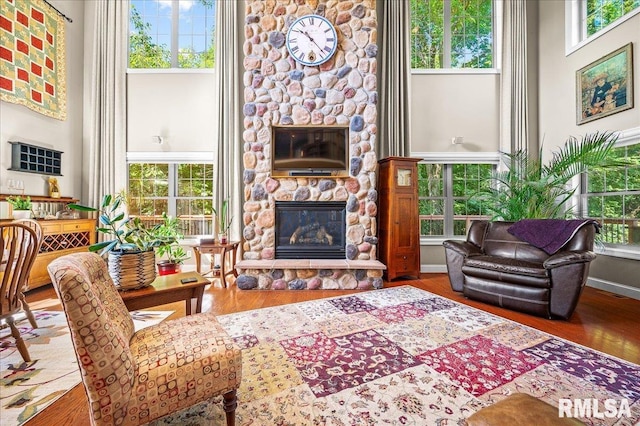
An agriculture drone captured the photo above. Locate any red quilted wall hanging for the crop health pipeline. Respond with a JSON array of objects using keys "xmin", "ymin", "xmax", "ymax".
[{"xmin": 0, "ymin": 0, "xmax": 67, "ymax": 120}]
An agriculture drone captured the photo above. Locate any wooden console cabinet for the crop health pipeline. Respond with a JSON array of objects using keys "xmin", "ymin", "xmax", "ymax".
[
  {"xmin": 28, "ymin": 219, "xmax": 96, "ymax": 290},
  {"xmin": 1, "ymin": 194, "xmax": 96, "ymax": 290},
  {"xmin": 377, "ymin": 157, "xmax": 421, "ymax": 280}
]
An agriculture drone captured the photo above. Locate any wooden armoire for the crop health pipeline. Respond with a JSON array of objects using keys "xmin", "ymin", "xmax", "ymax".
[{"xmin": 377, "ymin": 157, "xmax": 421, "ymax": 280}]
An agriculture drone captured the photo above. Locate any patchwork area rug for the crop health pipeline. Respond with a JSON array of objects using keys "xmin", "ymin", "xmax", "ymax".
[
  {"xmin": 0, "ymin": 310, "xmax": 173, "ymax": 425},
  {"xmin": 154, "ymin": 286, "xmax": 640, "ymax": 426}
]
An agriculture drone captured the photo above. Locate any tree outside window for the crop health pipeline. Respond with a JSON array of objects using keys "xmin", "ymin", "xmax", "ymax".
[
  {"xmin": 418, "ymin": 163, "xmax": 493, "ymax": 237},
  {"xmin": 129, "ymin": 0, "xmax": 216, "ymax": 69},
  {"xmin": 410, "ymin": 0, "xmax": 494, "ymax": 69},
  {"xmin": 582, "ymin": 143, "xmax": 640, "ymax": 246},
  {"xmin": 585, "ymin": 0, "xmax": 640, "ymax": 37},
  {"xmin": 128, "ymin": 163, "xmax": 215, "ymax": 237}
]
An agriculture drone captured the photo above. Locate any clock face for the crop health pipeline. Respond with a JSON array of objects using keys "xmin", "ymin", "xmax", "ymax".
[{"xmin": 286, "ymin": 15, "xmax": 338, "ymax": 66}]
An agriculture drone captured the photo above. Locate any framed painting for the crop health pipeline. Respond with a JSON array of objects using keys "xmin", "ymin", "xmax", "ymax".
[{"xmin": 576, "ymin": 43, "xmax": 633, "ymax": 125}]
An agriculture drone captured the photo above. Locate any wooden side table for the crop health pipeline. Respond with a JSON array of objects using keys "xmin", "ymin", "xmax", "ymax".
[
  {"xmin": 191, "ymin": 241, "xmax": 239, "ymax": 288},
  {"xmin": 119, "ymin": 271, "xmax": 209, "ymax": 315}
]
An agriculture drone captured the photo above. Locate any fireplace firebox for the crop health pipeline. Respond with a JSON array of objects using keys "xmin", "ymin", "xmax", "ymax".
[{"xmin": 275, "ymin": 201, "xmax": 346, "ymax": 259}]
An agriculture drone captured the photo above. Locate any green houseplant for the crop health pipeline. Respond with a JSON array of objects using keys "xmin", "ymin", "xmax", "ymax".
[
  {"xmin": 154, "ymin": 212, "xmax": 190, "ymax": 275},
  {"xmin": 69, "ymin": 193, "xmax": 171, "ymax": 289},
  {"xmin": 471, "ymin": 131, "xmax": 622, "ymax": 221},
  {"xmin": 212, "ymin": 198, "xmax": 233, "ymax": 244},
  {"xmin": 6, "ymin": 195, "xmax": 32, "ymax": 219}
]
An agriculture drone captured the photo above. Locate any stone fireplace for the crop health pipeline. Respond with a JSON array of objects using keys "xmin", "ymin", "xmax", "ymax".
[{"xmin": 236, "ymin": 0, "xmax": 385, "ymax": 290}]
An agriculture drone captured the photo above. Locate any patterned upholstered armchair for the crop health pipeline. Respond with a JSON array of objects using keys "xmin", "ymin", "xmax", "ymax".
[{"xmin": 47, "ymin": 252, "xmax": 242, "ymax": 426}]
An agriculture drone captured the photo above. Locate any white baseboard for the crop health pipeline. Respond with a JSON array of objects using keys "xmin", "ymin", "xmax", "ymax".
[
  {"xmin": 587, "ymin": 277, "xmax": 640, "ymax": 301},
  {"xmin": 422, "ymin": 264, "xmax": 640, "ymax": 301},
  {"xmin": 421, "ymin": 264, "xmax": 448, "ymax": 273}
]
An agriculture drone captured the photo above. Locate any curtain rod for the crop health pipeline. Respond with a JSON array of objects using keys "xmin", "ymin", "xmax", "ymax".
[{"xmin": 42, "ymin": 0, "xmax": 73, "ymax": 23}]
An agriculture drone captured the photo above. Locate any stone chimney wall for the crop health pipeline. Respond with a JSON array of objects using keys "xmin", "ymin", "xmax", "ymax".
[{"xmin": 241, "ymin": 0, "xmax": 379, "ymax": 265}]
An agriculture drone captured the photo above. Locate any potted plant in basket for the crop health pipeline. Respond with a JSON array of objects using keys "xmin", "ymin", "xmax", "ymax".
[
  {"xmin": 213, "ymin": 198, "xmax": 233, "ymax": 244},
  {"xmin": 6, "ymin": 195, "xmax": 32, "ymax": 219},
  {"xmin": 69, "ymin": 193, "xmax": 168, "ymax": 290},
  {"xmin": 154, "ymin": 213, "xmax": 190, "ymax": 275}
]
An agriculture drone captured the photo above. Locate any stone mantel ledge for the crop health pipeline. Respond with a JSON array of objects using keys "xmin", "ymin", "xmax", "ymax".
[
  {"xmin": 235, "ymin": 259, "xmax": 386, "ymax": 290},
  {"xmin": 236, "ymin": 259, "xmax": 386, "ymax": 270}
]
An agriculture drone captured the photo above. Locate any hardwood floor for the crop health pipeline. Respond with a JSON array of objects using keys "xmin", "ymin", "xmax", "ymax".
[{"xmin": 23, "ymin": 274, "xmax": 640, "ymax": 425}]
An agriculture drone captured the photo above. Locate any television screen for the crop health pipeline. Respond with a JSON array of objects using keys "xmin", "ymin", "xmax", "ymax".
[{"xmin": 272, "ymin": 126, "xmax": 347, "ymax": 173}]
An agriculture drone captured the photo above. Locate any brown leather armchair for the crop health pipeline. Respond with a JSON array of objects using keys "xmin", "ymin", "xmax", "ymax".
[{"xmin": 443, "ymin": 220, "xmax": 597, "ymax": 319}]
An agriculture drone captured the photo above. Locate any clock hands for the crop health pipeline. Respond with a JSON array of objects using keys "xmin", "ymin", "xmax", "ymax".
[{"xmin": 292, "ymin": 29, "xmax": 326, "ymax": 57}]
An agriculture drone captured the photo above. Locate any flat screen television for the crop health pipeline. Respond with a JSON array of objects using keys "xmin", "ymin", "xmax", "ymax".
[{"xmin": 272, "ymin": 126, "xmax": 348, "ymax": 175}]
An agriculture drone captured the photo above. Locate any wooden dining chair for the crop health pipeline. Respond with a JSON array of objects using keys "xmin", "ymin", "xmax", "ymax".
[
  {"xmin": 0, "ymin": 222, "xmax": 40, "ymax": 362},
  {"xmin": 12, "ymin": 219, "xmax": 43, "ymax": 328}
]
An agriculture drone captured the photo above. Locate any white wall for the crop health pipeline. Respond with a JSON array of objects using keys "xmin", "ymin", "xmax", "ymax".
[
  {"xmin": 410, "ymin": 73, "xmax": 501, "ymax": 153},
  {"xmin": 538, "ymin": 1, "xmax": 640, "ymax": 294},
  {"xmin": 0, "ymin": 0, "xmax": 85, "ymax": 217},
  {"xmin": 538, "ymin": 1, "xmax": 639, "ymax": 157},
  {"xmin": 127, "ymin": 73, "xmax": 216, "ymax": 153}
]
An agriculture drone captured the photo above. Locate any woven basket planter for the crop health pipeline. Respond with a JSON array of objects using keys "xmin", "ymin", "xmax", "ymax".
[{"xmin": 108, "ymin": 250, "xmax": 157, "ymax": 290}]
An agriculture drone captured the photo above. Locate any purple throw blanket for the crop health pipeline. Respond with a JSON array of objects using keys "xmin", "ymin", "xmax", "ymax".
[{"xmin": 508, "ymin": 219, "xmax": 599, "ymax": 255}]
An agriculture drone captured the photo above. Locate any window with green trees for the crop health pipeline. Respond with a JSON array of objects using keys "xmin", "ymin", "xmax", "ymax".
[
  {"xmin": 418, "ymin": 163, "xmax": 493, "ymax": 237},
  {"xmin": 129, "ymin": 0, "xmax": 216, "ymax": 69},
  {"xmin": 128, "ymin": 163, "xmax": 215, "ymax": 236},
  {"xmin": 410, "ymin": 0, "xmax": 494, "ymax": 69},
  {"xmin": 582, "ymin": 143, "xmax": 640, "ymax": 246},
  {"xmin": 586, "ymin": 0, "xmax": 640, "ymax": 37}
]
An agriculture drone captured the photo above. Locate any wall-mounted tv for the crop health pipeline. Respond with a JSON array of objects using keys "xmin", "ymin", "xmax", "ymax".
[{"xmin": 272, "ymin": 126, "xmax": 348, "ymax": 176}]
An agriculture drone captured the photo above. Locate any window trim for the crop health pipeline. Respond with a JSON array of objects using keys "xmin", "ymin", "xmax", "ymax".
[
  {"xmin": 415, "ymin": 152, "xmax": 500, "ymax": 245},
  {"xmin": 410, "ymin": 0, "xmax": 501, "ymax": 72},
  {"xmin": 127, "ymin": 68, "xmax": 215, "ymax": 75},
  {"xmin": 579, "ymin": 126, "xmax": 640, "ymax": 259},
  {"xmin": 129, "ymin": 0, "xmax": 216, "ymax": 70},
  {"xmin": 126, "ymin": 156, "xmax": 217, "ymax": 237},
  {"xmin": 412, "ymin": 152, "xmax": 501, "ymax": 164},
  {"xmin": 411, "ymin": 68, "xmax": 500, "ymax": 75},
  {"xmin": 565, "ymin": 0, "xmax": 640, "ymax": 56},
  {"xmin": 127, "ymin": 151, "xmax": 215, "ymax": 162}
]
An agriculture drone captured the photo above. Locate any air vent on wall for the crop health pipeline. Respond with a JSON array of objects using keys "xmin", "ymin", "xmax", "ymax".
[{"xmin": 8, "ymin": 141, "xmax": 63, "ymax": 176}]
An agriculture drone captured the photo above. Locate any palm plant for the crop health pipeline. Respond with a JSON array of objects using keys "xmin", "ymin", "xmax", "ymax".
[{"xmin": 472, "ymin": 131, "xmax": 622, "ymax": 221}]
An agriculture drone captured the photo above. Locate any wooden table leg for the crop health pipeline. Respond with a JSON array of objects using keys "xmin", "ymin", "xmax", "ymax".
[
  {"xmin": 194, "ymin": 286, "xmax": 205, "ymax": 313},
  {"xmin": 193, "ymin": 248, "xmax": 202, "ymax": 274},
  {"xmin": 219, "ymin": 247, "xmax": 229, "ymax": 288}
]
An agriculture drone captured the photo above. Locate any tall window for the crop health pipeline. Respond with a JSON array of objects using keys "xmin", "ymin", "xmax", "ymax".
[
  {"xmin": 418, "ymin": 163, "xmax": 494, "ymax": 237},
  {"xmin": 585, "ymin": 0, "xmax": 640, "ymax": 37},
  {"xmin": 128, "ymin": 163, "xmax": 215, "ymax": 237},
  {"xmin": 581, "ymin": 143, "xmax": 640, "ymax": 246},
  {"xmin": 567, "ymin": 0, "xmax": 640, "ymax": 52},
  {"xmin": 410, "ymin": 0, "xmax": 494, "ymax": 69},
  {"xmin": 129, "ymin": 0, "xmax": 216, "ymax": 69}
]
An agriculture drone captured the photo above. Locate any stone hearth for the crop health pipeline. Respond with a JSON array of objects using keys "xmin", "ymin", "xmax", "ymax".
[{"xmin": 236, "ymin": 0, "xmax": 384, "ymax": 289}]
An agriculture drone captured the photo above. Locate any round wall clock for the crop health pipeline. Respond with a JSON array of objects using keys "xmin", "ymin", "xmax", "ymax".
[{"xmin": 286, "ymin": 14, "xmax": 338, "ymax": 66}]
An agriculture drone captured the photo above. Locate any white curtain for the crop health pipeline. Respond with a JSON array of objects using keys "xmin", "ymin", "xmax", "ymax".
[
  {"xmin": 500, "ymin": 0, "xmax": 529, "ymax": 154},
  {"xmin": 212, "ymin": 0, "xmax": 242, "ymax": 241},
  {"xmin": 378, "ymin": 0, "xmax": 412, "ymax": 158},
  {"xmin": 84, "ymin": 0, "xmax": 128, "ymax": 209}
]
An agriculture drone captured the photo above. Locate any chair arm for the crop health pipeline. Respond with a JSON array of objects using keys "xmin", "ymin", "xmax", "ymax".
[
  {"xmin": 442, "ymin": 240, "xmax": 483, "ymax": 257},
  {"xmin": 543, "ymin": 250, "xmax": 596, "ymax": 269},
  {"xmin": 545, "ymin": 252, "xmax": 596, "ymax": 320},
  {"xmin": 443, "ymin": 240, "xmax": 483, "ymax": 292}
]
